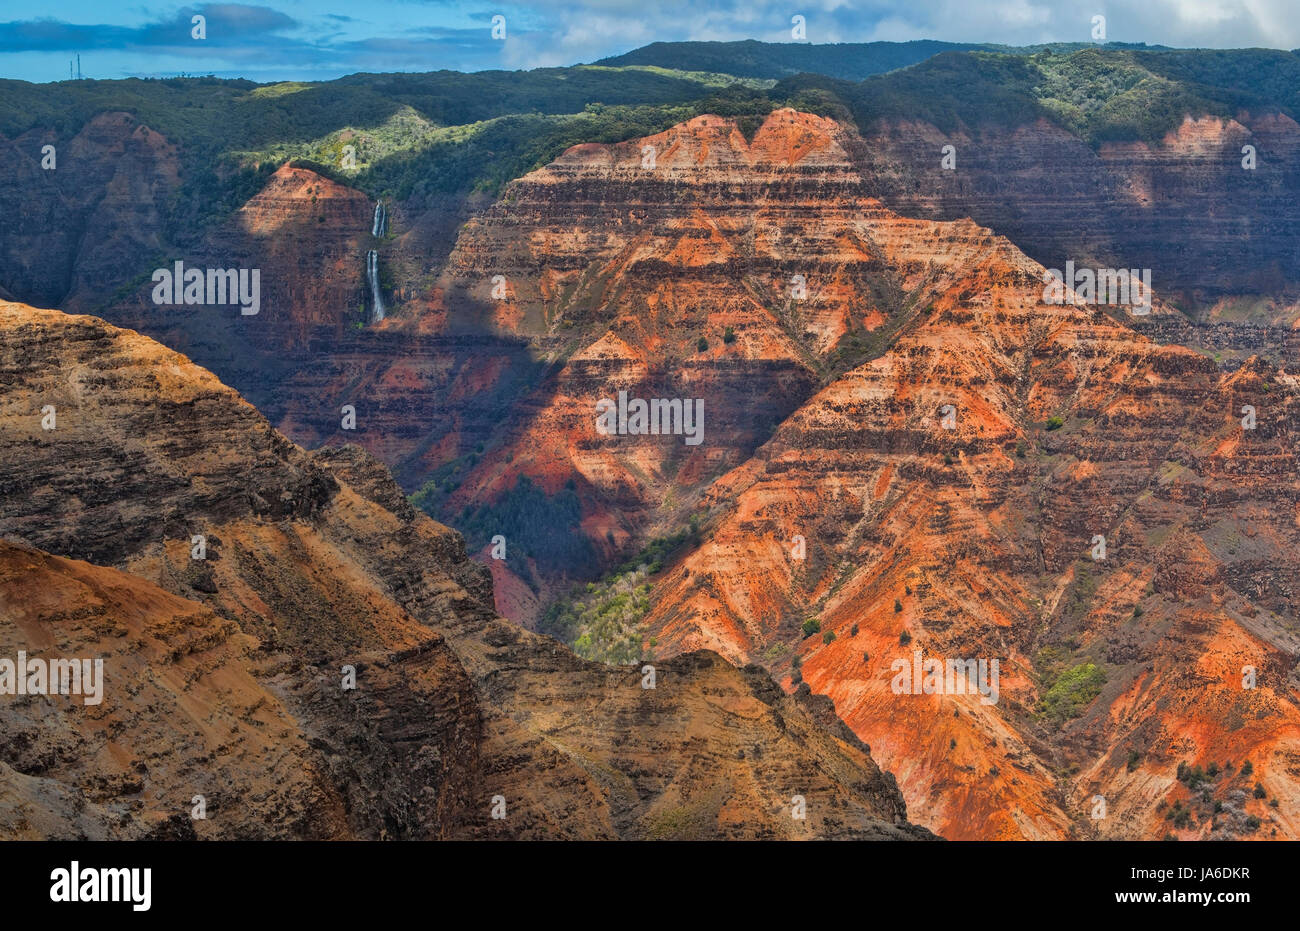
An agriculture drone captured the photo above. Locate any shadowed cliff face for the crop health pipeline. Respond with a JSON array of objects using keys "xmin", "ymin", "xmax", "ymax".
[
  {"xmin": 13, "ymin": 106, "xmax": 1296, "ymax": 546},
  {"xmin": 0, "ymin": 301, "xmax": 930, "ymax": 840},
  {"xmin": 0, "ymin": 112, "xmax": 181, "ymax": 311},
  {"xmin": 846, "ymin": 113, "xmax": 1300, "ymax": 312},
  {"xmin": 416, "ymin": 110, "xmax": 906, "ymax": 604}
]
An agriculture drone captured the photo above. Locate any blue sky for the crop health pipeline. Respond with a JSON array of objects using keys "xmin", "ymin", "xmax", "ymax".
[{"xmin": 1, "ymin": 0, "xmax": 1297, "ymax": 84}]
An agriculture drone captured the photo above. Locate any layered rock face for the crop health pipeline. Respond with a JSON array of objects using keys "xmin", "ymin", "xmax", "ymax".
[
  {"xmin": 0, "ymin": 301, "xmax": 929, "ymax": 840},
  {"xmin": 0, "ymin": 538, "xmax": 354, "ymax": 840},
  {"xmin": 92, "ymin": 164, "xmax": 381, "ymax": 414},
  {"xmin": 408, "ymin": 110, "xmax": 949, "ymax": 610},
  {"xmin": 848, "ymin": 113, "xmax": 1300, "ymax": 309},
  {"xmin": 6, "ymin": 101, "xmax": 1299, "ymax": 508},
  {"xmin": 67, "ymin": 156, "xmax": 540, "ymax": 488},
  {"xmin": 12, "ymin": 104, "xmax": 1295, "ymax": 521},
  {"xmin": 293, "ymin": 108, "xmax": 1300, "ymax": 842},
  {"xmin": 389, "ymin": 110, "xmax": 1300, "ymax": 842},
  {"xmin": 634, "ymin": 195, "xmax": 1300, "ymax": 840}
]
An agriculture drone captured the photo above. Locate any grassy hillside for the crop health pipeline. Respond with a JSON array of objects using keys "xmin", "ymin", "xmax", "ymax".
[
  {"xmin": 3, "ymin": 43, "xmax": 1297, "ymax": 245},
  {"xmin": 779, "ymin": 46, "xmax": 1300, "ymax": 143}
]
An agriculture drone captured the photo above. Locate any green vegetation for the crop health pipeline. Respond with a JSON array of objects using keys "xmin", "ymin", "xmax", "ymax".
[
  {"xmin": 1040, "ymin": 662, "xmax": 1106, "ymax": 723},
  {"xmin": 1045, "ymin": 416, "xmax": 1065, "ymax": 431},
  {"xmin": 1177, "ymin": 760, "xmax": 1212, "ymax": 789},
  {"xmin": 801, "ymin": 617, "xmax": 822, "ymax": 637},
  {"xmin": 778, "ymin": 46, "xmax": 1300, "ymax": 146},
  {"xmin": 578, "ymin": 63, "xmax": 775, "ymax": 91},
  {"xmin": 453, "ymin": 475, "xmax": 595, "ymax": 582},
  {"xmin": 0, "ymin": 68, "xmax": 774, "ymax": 244},
  {"xmin": 553, "ymin": 567, "xmax": 652, "ymax": 665},
  {"xmin": 822, "ymin": 630, "xmax": 836, "ymax": 645},
  {"xmin": 594, "ymin": 39, "xmax": 1002, "ymax": 82},
  {"xmin": 642, "ymin": 790, "xmax": 725, "ymax": 840},
  {"xmin": 608, "ymin": 519, "xmax": 701, "ymax": 576},
  {"xmin": 538, "ymin": 521, "xmax": 702, "ymax": 664}
]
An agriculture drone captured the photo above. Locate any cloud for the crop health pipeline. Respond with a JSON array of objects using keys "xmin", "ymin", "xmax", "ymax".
[
  {"xmin": 494, "ymin": 0, "xmax": 1300, "ymax": 67},
  {"xmin": 1, "ymin": 0, "xmax": 1297, "ymax": 82},
  {"xmin": 0, "ymin": 4, "xmax": 300, "ymax": 52}
]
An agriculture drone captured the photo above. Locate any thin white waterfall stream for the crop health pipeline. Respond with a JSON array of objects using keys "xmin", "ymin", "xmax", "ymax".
[{"xmin": 366, "ymin": 249, "xmax": 386, "ymax": 322}]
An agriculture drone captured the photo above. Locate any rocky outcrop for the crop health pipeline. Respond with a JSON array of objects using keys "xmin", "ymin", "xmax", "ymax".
[{"xmin": 0, "ymin": 538, "xmax": 353, "ymax": 840}]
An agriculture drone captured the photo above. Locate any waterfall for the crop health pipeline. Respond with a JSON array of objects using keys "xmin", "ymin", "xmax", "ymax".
[
  {"xmin": 366, "ymin": 249, "xmax": 386, "ymax": 322},
  {"xmin": 371, "ymin": 201, "xmax": 387, "ymax": 238}
]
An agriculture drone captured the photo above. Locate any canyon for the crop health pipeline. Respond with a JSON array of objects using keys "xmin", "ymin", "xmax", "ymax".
[{"xmin": 3, "ymin": 46, "xmax": 1300, "ymax": 840}]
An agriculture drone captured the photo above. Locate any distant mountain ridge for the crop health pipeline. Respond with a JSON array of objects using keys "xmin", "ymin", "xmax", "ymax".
[{"xmin": 593, "ymin": 38, "xmax": 1173, "ymax": 81}]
